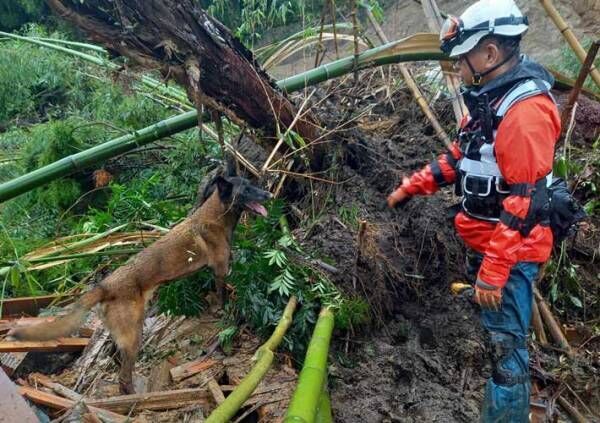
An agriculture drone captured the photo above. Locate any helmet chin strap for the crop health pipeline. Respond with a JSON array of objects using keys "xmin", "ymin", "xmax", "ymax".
[{"xmin": 465, "ymin": 47, "xmax": 518, "ymax": 86}]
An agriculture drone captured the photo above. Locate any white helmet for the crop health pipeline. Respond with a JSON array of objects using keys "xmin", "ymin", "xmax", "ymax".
[{"xmin": 440, "ymin": 0, "xmax": 528, "ymax": 58}]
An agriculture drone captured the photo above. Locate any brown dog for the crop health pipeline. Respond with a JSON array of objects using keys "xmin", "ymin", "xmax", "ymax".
[{"xmin": 8, "ymin": 169, "xmax": 271, "ymax": 394}]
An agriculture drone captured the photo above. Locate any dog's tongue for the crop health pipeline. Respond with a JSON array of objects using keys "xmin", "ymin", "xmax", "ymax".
[{"xmin": 246, "ymin": 202, "xmax": 268, "ymax": 216}]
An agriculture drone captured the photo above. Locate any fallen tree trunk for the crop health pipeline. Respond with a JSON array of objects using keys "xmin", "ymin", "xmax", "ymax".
[
  {"xmin": 45, "ymin": 0, "xmax": 319, "ymax": 141},
  {"xmin": 0, "ymin": 33, "xmax": 444, "ymax": 204}
]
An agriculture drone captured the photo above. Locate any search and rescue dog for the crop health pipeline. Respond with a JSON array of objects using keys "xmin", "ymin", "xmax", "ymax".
[{"xmin": 8, "ymin": 167, "xmax": 272, "ymax": 394}]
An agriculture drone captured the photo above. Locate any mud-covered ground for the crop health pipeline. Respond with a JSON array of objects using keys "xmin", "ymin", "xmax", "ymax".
[{"xmin": 280, "ymin": 71, "xmax": 600, "ymax": 422}]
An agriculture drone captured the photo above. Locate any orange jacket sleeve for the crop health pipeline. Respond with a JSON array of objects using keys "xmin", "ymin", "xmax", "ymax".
[
  {"xmin": 397, "ymin": 141, "xmax": 462, "ymax": 196},
  {"xmin": 477, "ymin": 95, "xmax": 560, "ymax": 287}
]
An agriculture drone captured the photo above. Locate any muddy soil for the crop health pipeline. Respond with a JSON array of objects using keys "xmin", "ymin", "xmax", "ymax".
[{"xmin": 281, "ymin": 70, "xmax": 600, "ymax": 422}]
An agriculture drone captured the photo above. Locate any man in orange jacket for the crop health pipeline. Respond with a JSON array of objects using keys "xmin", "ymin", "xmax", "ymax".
[{"xmin": 387, "ymin": 0, "xmax": 560, "ymax": 421}]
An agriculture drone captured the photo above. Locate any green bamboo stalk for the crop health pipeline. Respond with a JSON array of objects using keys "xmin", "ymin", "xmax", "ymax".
[
  {"xmin": 205, "ymin": 296, "xmax": 297, "ymax": 423},
  {"xmin": 315, "ymin": 389, "xmax": 333, "ymax": 423},
  {"xmin": 284, "ymin": 307, "xmax": 335, "ymax": 423},
  {"xmin": 0, "ymin": 31, "xmax": 107, "ymax": 65},
  {"xmin": 0, "ymin": 34, "xmax": 445, "ymax": 204},
  {"xmin": 277, "ymin": 33, "xmax": 444, "ymax": 92},
  {"xmin": 0, "ymin": 110, "xmax": 198, "ymax": 203},
  {"xmin": 31, "ymin": 37, "xmax": 108, "ymax": 54}
]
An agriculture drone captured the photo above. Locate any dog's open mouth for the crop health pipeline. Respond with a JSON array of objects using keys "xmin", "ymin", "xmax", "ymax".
[{"xmin": 245, "ymin": 202, "xmax": 268, "ymax": 216}]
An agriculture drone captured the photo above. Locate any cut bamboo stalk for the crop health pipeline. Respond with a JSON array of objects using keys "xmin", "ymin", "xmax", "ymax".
[
  {"xmin": 17, "ymin": 386, "xmax": 127, "ymax": 422},
  {"xmin": 365, "ymin": 7, "xmax": 452, "ymax": 149},
  {"xmin": 531, "ymin": 299, "xmax": 548, "ymax": 346},
  {"xmin": 419, "ymin": 0, "xmax": 468, "ymax": 123},
  {"xmin": 205, "ymin": 296, "xmax": 297, "ymax": 423},
  {"xmin": 534, "ymin": 289, "xmax": 573, "ymax": 355},
  {"xmin": 284, "ymin": 307, "xmax": 335, "ymax": 423},
  {"xmin": 560, "ymin": 40, "xmax": 600, "ymax": 137},
  {"xmin": 537, "ymin": 0, "xmax": 600, "ymax": 90},
  {"xmin": 557, "ymin": 395, "xmax": 590, "ymax": 423},
  {"xmin": 0, "ymin": 338, "xmax": 89, "ymax": 353}
]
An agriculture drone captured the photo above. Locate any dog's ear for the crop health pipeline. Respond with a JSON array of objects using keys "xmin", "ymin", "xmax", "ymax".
[
  {"xmin": 214, "ymin": 176, "xmax": 233, "ymax": 201},
  {"xmin": 224, "ymin": 154, "xmax": 237, "ymax": 177}
]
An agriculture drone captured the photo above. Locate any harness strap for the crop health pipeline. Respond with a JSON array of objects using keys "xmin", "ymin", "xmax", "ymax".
[
  {"xmin": 430, "ymin": 160, "xmax": 448, "ymax": 187},
  {"xmin": 500, "ymin": 177, "xmax": 549, "ymax": 234}
]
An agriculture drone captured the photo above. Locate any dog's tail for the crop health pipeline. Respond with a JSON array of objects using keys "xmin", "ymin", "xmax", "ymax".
[{"xmin": 8, "ymin": 287, "xmax": 105, "ymax": 341}]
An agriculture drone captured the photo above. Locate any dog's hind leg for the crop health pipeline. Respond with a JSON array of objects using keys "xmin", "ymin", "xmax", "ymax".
[{"xmin": 103, "ymin": 298, "xmax": 145, "ymax": 394}]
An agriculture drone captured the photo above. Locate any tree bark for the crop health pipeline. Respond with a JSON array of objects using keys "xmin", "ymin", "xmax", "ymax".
[{"xmin": 45, "ymin": 0, "xmax": 319, "ymax": 142}]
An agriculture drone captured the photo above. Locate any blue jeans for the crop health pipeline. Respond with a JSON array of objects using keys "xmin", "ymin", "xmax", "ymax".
[{"xmin": 480, "ymin": 262, "xmax": 539, "ymax": 423}]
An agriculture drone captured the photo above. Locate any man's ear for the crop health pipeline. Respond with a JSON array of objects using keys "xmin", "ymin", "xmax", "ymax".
[
  {"xmin": 485, "ymin": 42, "xmax": 500, "ymax": 67},
  {"xmin": 215, "ymin": 176, "xmax": 233, "ymax": 201}
]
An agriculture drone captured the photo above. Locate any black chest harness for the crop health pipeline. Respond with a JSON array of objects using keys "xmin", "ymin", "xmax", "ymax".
[{"xmin": 451, "ymin": 78, "xmax": 554, "ymax": 236}]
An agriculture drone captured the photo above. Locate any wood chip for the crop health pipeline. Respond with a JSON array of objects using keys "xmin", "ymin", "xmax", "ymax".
[
  {"xmin": 207, "ymin": 378, "xmax": 225, "ymax": 405},
  {"xmin": 170, "ymin": 358, "xmax": 218, "ymax": 382}
]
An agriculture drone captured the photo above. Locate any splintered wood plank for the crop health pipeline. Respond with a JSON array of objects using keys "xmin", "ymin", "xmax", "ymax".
[
  {"xmin": 85, "ymin": 388, "xmax": 214, "ymax": 414},
  {"xmin": 28, "ymin": 373, "xmax": 82, "ymax": 401},
  {"xmin": 0, "ymin": 338, "xmax": 89, "ymax": 353},
  {"xmin": 169, "ymin": 358, "xmax": 218, "ymax": 382},
  {"xmin": 17, "ymin": 386, "xmax": 127, "ymax": 422},
  {"xmin": 0, "ymin": 368, "xmax": 39, "ymax": 423}
]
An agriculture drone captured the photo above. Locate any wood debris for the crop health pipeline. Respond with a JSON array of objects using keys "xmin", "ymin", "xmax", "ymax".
[{"xmin": 0, "ymin": 338, "xmax": 89, "ymax": 353}]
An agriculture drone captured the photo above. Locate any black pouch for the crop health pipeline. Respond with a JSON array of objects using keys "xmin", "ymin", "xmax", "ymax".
[{"xmin": 548, "ymin": 178, "xmax": 587, "ymax": 243}]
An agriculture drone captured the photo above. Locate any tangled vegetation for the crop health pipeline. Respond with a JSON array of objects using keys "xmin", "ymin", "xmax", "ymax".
[{"xmin": 0, "ymin": 25, "xmax": 368, "ymax": 360}]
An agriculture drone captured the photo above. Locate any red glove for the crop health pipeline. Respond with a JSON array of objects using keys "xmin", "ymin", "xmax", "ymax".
[
  {"xmin": 474, "ymin": 279, "xmax": 503, "ymax": 311},
  {"xmin": 387, "ymin": 178, "xmax": 412, "ymax": 208}
]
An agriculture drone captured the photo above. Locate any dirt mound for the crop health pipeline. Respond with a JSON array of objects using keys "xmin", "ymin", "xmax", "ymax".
[{"xmin": 283, "ymin": 68, "xmax": 600, "ymax": 421}]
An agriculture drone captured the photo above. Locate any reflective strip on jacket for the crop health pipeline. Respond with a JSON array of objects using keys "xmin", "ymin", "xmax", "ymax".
[{"xmin": 398, "ymin": 94, "xmax": 560, "ymax": 288}]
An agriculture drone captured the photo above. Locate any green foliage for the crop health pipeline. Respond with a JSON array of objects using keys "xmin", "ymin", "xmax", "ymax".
[
  {"xmin": 81, "ymin": 173, "xmax": 188, "ymax": 232},
  {"xmin": 202, "ymin": 0, "xmax": 384, "ymax": 46},
  {"xmin": 0, "ymin": 12, "xmax": 375, "ymax": 362},
  {"xmin": 0, "ymin": 1, "xmax": 48, "ymax": 32},
  {"xmin": 338, "ymin": 203, "xmax": 361, "ymax": 230},
  {"xmin": 552, "ymin": 39, "xmax": 600, "ymax": 94},
  {"xmin": 158, "ymin": 272, "xmax": 214, "ymax": 316}
]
